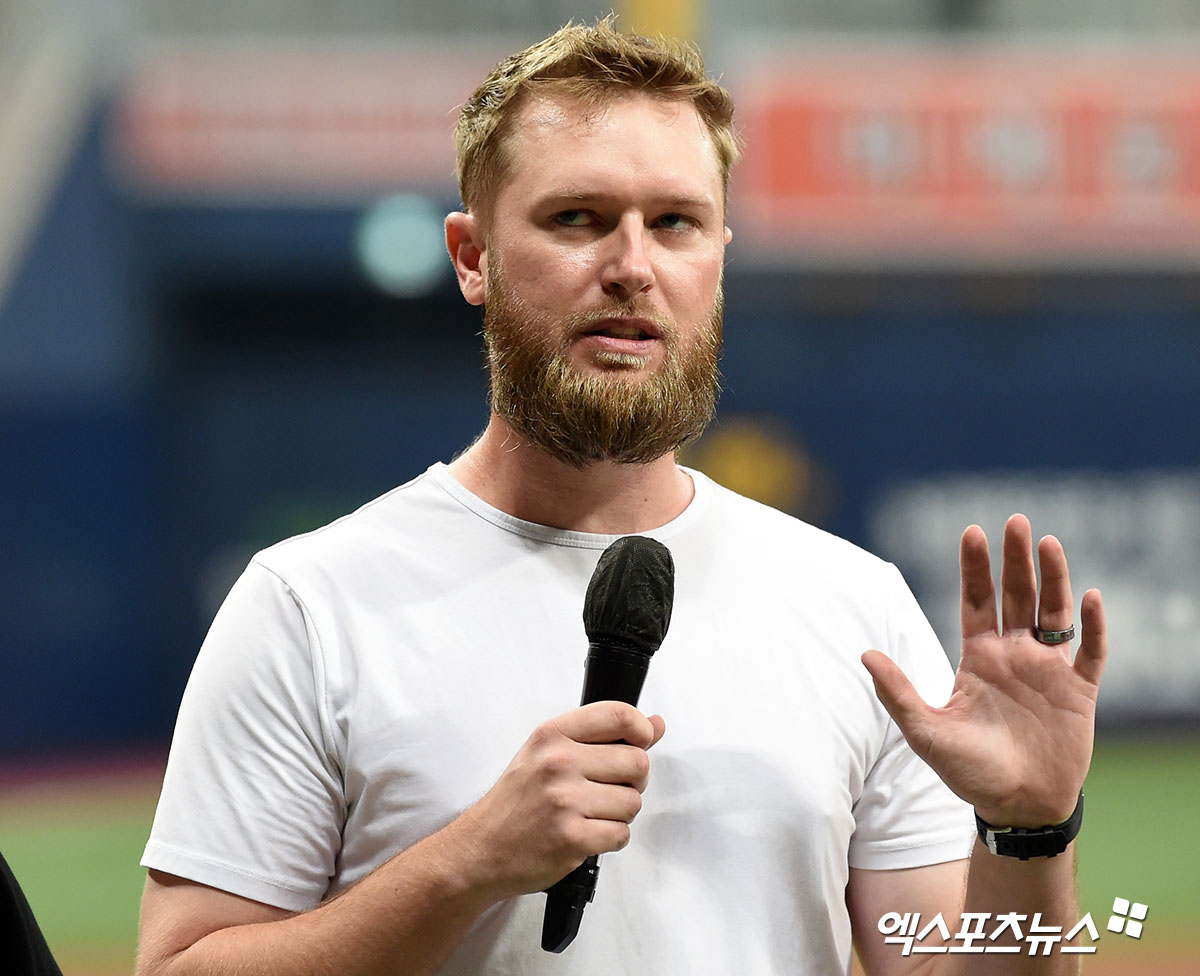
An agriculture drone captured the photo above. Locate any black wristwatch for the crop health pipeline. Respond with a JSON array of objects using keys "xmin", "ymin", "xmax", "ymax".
[{"xmin": 975, "ymin": 793, "xmax": 1084, "ymax": 860}]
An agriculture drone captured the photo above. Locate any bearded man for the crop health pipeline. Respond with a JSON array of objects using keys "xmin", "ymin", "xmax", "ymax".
[{"xmin": 137, "ymin": 18, "xmax": 1107, "ymax": 976}]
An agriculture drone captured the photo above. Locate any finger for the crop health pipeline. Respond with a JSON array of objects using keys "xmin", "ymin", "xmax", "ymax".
[
  {"xmin": 1000, "ymin": 513, "xmax": 1037, "ymax": 635},
  {"xmin": 960, "ymin": 524, "xmax": 998, "ymax": 639},
  {"xmin": 578, "ymin": 781, "xmax": 645, "ymax": 825},
  {"xmin": 861, "ymin": 651, "xmax": 932, "ymax": 756},
  {"xmin": 579, "ymin": 742, "xmax": 653, "ymax": 792},
  {"xmin": 557, "ymin": 701, "xmax": 658, "ymax": 748},
  {"xmin": 1073, "ymin": 588, "xmax": 1108, "ymax": 686},
  {"xmin": 582, "ymin": 819, "xmax": 634, "ymax": 857},
  {"xmin": 1036, "ymin": 534, "xmax": 1074, "ymax": 659},
  {"xmin": 554, "ymin": 798, "xmax": 635, "ymax": 860}
]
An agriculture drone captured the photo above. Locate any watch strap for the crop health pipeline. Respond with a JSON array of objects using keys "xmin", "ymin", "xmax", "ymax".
[{"xmin": 975, "ymin": 792, "xmax": 1084, "ymax": 860}]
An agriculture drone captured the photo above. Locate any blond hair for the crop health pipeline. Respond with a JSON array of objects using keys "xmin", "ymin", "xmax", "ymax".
[{"xmin": 454, "ymin": 16, "xmax": 740, "ymax": 223}]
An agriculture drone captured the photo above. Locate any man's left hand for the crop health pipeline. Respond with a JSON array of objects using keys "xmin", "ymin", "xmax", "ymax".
[{"xmin": 862, "ymin": 513, "xmax": 1108, "ymax": 827}]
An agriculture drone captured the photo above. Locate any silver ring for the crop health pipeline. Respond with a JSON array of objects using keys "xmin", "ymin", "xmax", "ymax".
[{"xmin": 1034, "ymin": 625, "xmax": 1075, "ymax": 645}]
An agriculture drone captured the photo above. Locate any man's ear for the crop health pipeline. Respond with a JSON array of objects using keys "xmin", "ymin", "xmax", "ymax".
[{"xmin": 446, "ymin": 211, "xmax": 487, "ymax": 306}]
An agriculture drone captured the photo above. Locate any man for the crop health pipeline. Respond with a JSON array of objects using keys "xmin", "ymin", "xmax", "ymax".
[{"xmin": 136, "ymin": 19, "xmax": 1107, "ymax": 976}]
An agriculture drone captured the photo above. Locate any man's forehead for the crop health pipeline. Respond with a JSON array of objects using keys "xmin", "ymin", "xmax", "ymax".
[{"xmin": 518, "ymin": 94, "xmax": 576, "ymax": 128}]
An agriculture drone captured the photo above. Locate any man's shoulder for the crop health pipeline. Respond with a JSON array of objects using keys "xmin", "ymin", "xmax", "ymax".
[
  {"xmin": 694, "ymin": 471, "xmax": 894, "ymax": 579},
  {"xmin": 251, "ymin": 464, "xmax": 455, "ymax": 579}
]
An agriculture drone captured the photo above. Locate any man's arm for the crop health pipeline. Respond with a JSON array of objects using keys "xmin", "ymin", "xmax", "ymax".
[
  {"xmin": 847, "ymin": 859, "xmax": 966, "ymax": 975},
  {"xmin": 136, "ymin": 702, "xmax": 665, "ymax": 976},
  {"xmin": 857, "ymin": 514, "xmax": 1107, "ymax": 974},
  {"xmin": 848, "ymin": 843, "xmax": 1080, "ymax": 975},
  {"xmin": 136, "ymin": 826, "xmax": 496, "ymax": 976}
]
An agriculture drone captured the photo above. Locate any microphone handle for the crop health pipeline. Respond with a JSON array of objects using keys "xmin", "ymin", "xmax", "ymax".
[{"xmin": 541, "ymin": 643, "xmax": 652, "ymax": 953}]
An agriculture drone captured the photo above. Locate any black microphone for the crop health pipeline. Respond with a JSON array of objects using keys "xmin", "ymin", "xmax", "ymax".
[{"xmin": 541, "ymin": 535, "xmax": 675, "ymax": 953}]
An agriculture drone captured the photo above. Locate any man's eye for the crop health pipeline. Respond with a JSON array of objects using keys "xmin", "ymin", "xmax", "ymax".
[
  {"xmin": 555, "ymin": 210, "xmax": 592, "ymax": 227},
  {"xmin": 656, "ymin": 213, "xmax": 693, "ymax": 230}
]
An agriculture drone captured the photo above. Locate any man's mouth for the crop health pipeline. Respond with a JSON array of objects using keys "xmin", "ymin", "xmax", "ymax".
[{"xmin": 582, "ymin": 317, "xmax": 662, "ymax": 341}]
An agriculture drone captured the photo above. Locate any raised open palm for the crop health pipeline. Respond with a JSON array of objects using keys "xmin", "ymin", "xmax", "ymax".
[{"xmin": 863, "ymin": 514, "xmax": 1108, "ymax": 827}]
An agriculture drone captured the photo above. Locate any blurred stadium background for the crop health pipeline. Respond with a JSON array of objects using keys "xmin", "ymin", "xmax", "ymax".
[{"xmin": 1, "ymin": 0, "xmax": 1197, "ymax": 972}]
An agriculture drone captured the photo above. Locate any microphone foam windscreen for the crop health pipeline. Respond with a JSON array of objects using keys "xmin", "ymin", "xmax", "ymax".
[{"xmin": 583, "ymin": 536, "xmax": 675, "ymax": 654}]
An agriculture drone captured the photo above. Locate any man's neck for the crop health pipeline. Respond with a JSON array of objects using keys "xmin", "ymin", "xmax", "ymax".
[{"xmin": 446, "ymin": 416, "xmax": 695, "ymax": 535}]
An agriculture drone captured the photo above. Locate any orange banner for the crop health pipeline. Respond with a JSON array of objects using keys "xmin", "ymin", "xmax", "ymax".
[{"xmin": 731, "ymin": 42, "xmax": 1200, "ymax": 265}]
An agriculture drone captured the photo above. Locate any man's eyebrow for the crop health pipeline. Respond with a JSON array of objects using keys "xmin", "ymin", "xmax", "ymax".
[{"xmin": 535, "ymin": 189, "xmax": 719, "ymax": 213}]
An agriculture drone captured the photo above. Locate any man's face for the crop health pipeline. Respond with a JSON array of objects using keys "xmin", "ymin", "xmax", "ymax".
[{"xmin": 476, "ymin": 91, "xmax": 731, "ymax": 467}]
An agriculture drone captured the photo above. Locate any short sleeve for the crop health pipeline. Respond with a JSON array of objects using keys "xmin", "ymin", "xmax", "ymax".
[
  {"xmin": 848, "ymin": 566, "xmax": 974, "ymax": 870},
  {"xmin": 141, "ymin": 561, "xmax": 346, "ymax": 911}
]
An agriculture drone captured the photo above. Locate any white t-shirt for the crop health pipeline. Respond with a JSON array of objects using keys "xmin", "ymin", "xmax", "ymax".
[{"xmin": 143, "ymin": 463, "xmax": 973, "ymax": 975}]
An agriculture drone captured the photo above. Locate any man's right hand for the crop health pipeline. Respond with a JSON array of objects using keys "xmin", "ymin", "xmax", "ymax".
[
  {"xmin": 137, "ymin": 702, "xmax": 664, "ymax": 976},
  {"xmin": 447, "ymin": 701, "xmax": 666, "ymax": 901}
]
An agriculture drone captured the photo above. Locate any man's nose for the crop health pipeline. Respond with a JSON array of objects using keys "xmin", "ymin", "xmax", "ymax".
[{"xmin": 601, "ymin": 215, "xmax": 655, "ymax": 299}]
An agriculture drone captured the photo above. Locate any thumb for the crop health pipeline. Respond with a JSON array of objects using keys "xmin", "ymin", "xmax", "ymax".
[
  {"xmin": 645, "ymin": 713, "xmax": 667, "ymax": 750},
  {"xmin": 861, "ymin": 650, "xmax": 932, "ymax": 752}
]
